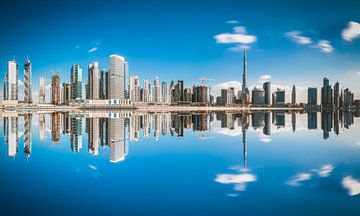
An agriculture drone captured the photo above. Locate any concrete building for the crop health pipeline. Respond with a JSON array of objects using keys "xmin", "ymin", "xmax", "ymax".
[
  {"xmin": 6, "ymin": 61, "xmax": 18, "ymax": 100},
  {"xmin": 143, "ymin": 80, "xmax": 151, "ymax": 103},
  {"xmin": 153, "ymin": 77, "xmax": 160, "ymax": 104},
  {"xmin": 39, "ymin": 76, "xmax": 46, "ymax": 104},
  {"xmin": 227, "ymin": 87, "xmax": 235, "ymax": 105},
  {"xmin": 162, "ymin": 81, "xmax": 168, "ymax": 104},
  {"xmin": 130, "ymin": 76, "xmax": 140, "ymax": 103}
]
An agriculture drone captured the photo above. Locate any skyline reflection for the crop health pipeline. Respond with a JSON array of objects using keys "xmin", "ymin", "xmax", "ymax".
[{"xmin": 1, "ymin": 110, "xmax": 359, "ymax": 162}]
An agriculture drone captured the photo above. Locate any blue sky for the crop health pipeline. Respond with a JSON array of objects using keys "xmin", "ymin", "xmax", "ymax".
[{"xmin": 0, "ymin": 0, "xmax": 360, "ymax": 102}]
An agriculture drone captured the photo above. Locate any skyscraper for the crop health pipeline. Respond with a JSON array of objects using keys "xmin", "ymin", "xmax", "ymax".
[
  {"xmin": 70, "ymin": 64, "xmax": 83, "ymax": 101},
  {"xmin": 274, "ymin": 88, "xmax": 285, "ymax": 106},
  {"xmin": 24, "ymin": 58, "xmax": 32, "ymax": 104},
  {"xmin": 87, "ymin": 62, "xmax": 99, "ymax": 100},
  {"xmin": 130, "ymin": 76, "xmax": 140, "ymax": 103},
  {"xmin": 162, "ymin": 81, "xmax": 168, "ymax": 104},
  {"xmin": 100, "ymin": 69, "xmax": 109, "ymax": 99},
  {"xmin": 39, "ymin": 76, "xmax": 46, "ymax": 104},
  {"xmin": 169, "ymin": 81, "xmax": 175, "ymax": 104},
  {"xmin": 321, "ymin": 77, "xmax": 333, "ymax": 108},
  {"xmin": 307, "ymin": 88, "xmax": 317, "ymax": 106},
  {"xmin": 263, "ymin": 81, "xmax": 271, "ymax": 105},
  {"xmin": 252, "ymin": 87, "xmax": 265, "ymax": 105},
  {"xmin": 109, "ymin": 55, "xmax": 126, "ymax": 100},
  {"xmin": 153, "ymin": 77, "xmax": 160, "ymax": 104},
  {"xmin": 241, "ymin": 48, "xmax": 249, "ymax": 106},
  {"xmin": 143, "ymin": 80, "xmax": 150, "ymax": 103},
  {"xmin": 291, "ymin": 85, "xmax": 296, "ymax": 105},
  {"xmin": 192, "ymin": 85, "xmax": 208, "ymax": 105},
  {"xmin": 7, "ymin": 60, "xmax": 18, "ymax": 100},
  {"xmin": 227, "ymin": 87, "xmax": 235, "ymax": 105},
  {"xmin": 175, "ymin": 80, "xmax": 184, "ymax": 103},
  {"xmin": 62, "ymin": 82, "xmax": 71, "ymax": 105},
  {"xmin": 51, "ymin": 74, "xmax": 61, "ymax": 105},
  {"xmin": 334, "ymin": 81, "xmax": 340, "ymax": 108}
]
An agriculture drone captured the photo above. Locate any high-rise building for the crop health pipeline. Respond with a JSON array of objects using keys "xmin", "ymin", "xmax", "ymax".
[
  {"xmin": 70, "ymin": 64, "xmax": 83, "ymax": 101},
  {"xmin": 252, "ymin": 87, "xmax": 265, "ymax": 105},
  {"xmin": 169, "ymin": 81, "xmax": 176, "ymax": 104},
  {"xmin": 143, "ymin": 80, "xmax": 151, "ymax": 103},
  {"xmin": 51, "ymin": 74, "xmax": 61, "ymax": 105},
  {"xmin": 291, "ymin": 85, "xmax": 296, "ymax": 105},
  {"xmin": 109, "ymin": 55, "xmax": 126, "ymax": 100},
  {"xmin": 100, "ymin": 69, "xmax": 109, "ymax": 99},
  {"xmin": 184, "ymin": 88, "xmax": 192, "ymax": 102},
  {"xmin": 263, "ymin": 81, "xmax": 271, "ymax": 105},
  {"xmin": 87, "ymin": 62, "xmax": 99, "ymax": 100},
  {"xmin": 39, "ymin": 76, "xmax": 46, "ymax": 104},
  {"xmin": 192, "ymin": 85, "xmax": 208, "ymax": 105},
  {"xmin": 274, "ymin": 88, "xmax": 285, "ymax": 106},
  {"xmin": 242, "ymin": 49, "xmax": 247, "ymax": 106},
  {"xmin": 153, "ymin": 77, "xmax": 161, "ymax": 104},
  {"xmin": 24, "ymin": 58, "xmax": 32, "ymax": 104},
  {"xmin": 227, "ymin": 87, "xmax": 235, "ymax": 105},
  {"xmin": 321, "ymin": 77, "xmax": 333, "ymax": 108},
  {"xmin": 219, "ymin": 89, "xmax": 228, "ymax": 106},
  {"xmin": 3, "ymin": 74, "xmax": 8, "ymax": 100},
  {"xmin": 343, "ymin": 88, "xmax": 354, "ymax": 108},
  {"xmin": 161, "ymin": 81, "xmax": 168, "ymax": 104},
  {"xmin": 6, "ymin": 61, "xmax": 18, "ymax": 100},
  {"xmin": 175, "ymin": 80, "xmax": 184, "ymax": 103},
  {"xmin": 62, "ymin": 82, "xmax": 71, "ymax": 105},
  {"xmin": 334, "ymin": 81, "xmax": 340, "ymax": 108},
  {"xmin": 307, "ymin": 87, "xmax": 317, "ymax": 106},
  {"xmin": 130, "ymin": 76, "xmax": 140, "ymax": 103}
]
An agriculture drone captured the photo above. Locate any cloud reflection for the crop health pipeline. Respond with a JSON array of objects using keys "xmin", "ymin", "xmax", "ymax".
[{"xmin": 342, "ymin": 176, "xmax": 360, "ymax": 196}]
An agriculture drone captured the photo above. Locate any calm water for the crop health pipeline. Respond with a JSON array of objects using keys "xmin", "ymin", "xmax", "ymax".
[{"xmin": 1, "ymin": 111, "xmax": 360, "ymax": 215}]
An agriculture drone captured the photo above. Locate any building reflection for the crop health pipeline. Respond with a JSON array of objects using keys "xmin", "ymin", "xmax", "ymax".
[{"xmin": 1, "ymin": 110, "xmax": 358, "ymax": 161}]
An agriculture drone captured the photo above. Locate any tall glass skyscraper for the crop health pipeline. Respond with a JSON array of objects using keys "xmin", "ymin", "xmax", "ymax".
[
  {"xmin": 70, "ymin": 64, "xmax": 83, "ymax": 101},
  {"xmin": 24, "ymin": 58, "xmax": 32, "ymax": 104},
  {"xmin": 7, "ymin": 61, "xmax": 18, "ymax": 100},
  {"xmin": 109, "ymin": 55, "xmax": 126, "ymax": 101}
]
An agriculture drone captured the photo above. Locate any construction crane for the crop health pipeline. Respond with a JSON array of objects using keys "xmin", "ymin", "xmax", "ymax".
[{"xmin": 198, "ymin": 76, "xmax": 215, "ymax": 86}]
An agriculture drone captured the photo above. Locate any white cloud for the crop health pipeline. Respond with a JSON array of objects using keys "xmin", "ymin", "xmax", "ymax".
[
  {"xmin": 342, "ymin": 21, "xmax": 360, "ymax": 41},
  {"xmin": 342, "ymin": 176, "xmax": 360, "ymax": 196},
  {"xmin": 316, "ymin": 40, "xmax": 334, "ymax": 53},
  {"xmin": 88, "ymin": 47, "xmax": 98, "ymax": 53},
  {"xmin": 215, "ymin": 26, "xmax": 257, "ymax": 51},
  {"xmin": 287, "ymin": 173, "xmax": 312, "ymax": 187},
  {"xmin": 18, "ymin": 79, "xmax": 24, "ymax": 86},
  {"xmin": 226, "ymin": 20, "xmax": 239, "ymax": 24},
  {"xmin": 212, "ymin": 80, "xmax": 241, "ymax": 96},
  {"xmin": 215, "ymin": 173, "xmax": 256, "ymax": 184},
  {"xmin": 286, "ymin": 31, "xmax": 312, "ymax": 45},
  {"xmin": 356, "ymin": 72, "xmax": 360, "ymax": 76},
  {"xmin": 316, "ymin": 164, "xmax": 334, "ymax": 177},
  {"xmin": 260, "ymin": 74, "xmax": 271, "ymax": 83}
]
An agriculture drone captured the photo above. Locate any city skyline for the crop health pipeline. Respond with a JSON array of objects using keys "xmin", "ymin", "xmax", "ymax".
[{"xmin": 1, "ymin": 0, "xmax": 360, "ymax": 104}]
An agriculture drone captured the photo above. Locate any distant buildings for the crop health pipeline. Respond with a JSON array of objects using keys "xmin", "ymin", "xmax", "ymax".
[
  {"xmin": 307, "ymin": 87, "xmax": 317, "ymax": 106},
  {"xmin": 273, "ymin": 88, "xmax": 285, "ymax": 106},
  {"xmin": 153, "ymin": 77, "xmax": 160, "ymax": 104},
  {"xmin": 130, "ymin": 76, "xmax": 140, "ymax": 103},
  {"xmin": 321, "ymin": 77, "xmax": 333, "ymax": 108},
  {"xmin": 162, "ymin": 81, "xmax": 168, "ymax": 104}
]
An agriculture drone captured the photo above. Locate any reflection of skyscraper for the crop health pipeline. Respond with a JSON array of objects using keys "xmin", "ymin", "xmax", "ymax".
[
  {"xmin": 143, "ymin": 114, "xmax": 151, "ymax": 137},
  {"xmin": 263, "ymin": 112, "xmax": 271, "ymax": 136},
  {"xmin": 344, "ymin": 112, "xmax": 354, "ymax": 128},
  {"xmin": 130, "ymin": 114, "xmax": 140, "ymax": 141},
  {"xmin": 241, "ymin": 113, "xmax": 250, "ymax": 169},
  {"xmin": 291, "ymin": 112, "xmax": 296, "ymax": 132},
  {"xmin": 275, "ymin": 112, "xmax": 285, "ymax": 128},
  {"xmin": 24, "ymin": 114, "xmax": 32, "ymax": 157},
  {"xmin": 307, "ymin": 112, "xmax": 317, "ymax": 130},
  {"xmin": 192, "ymin": 113, "xmax": 208, "ymax": 132},
  {"xmin": 161, "ymin": 113, "xmax": 168, "ymax": 135},
  {"xmin": 71, "ymin": 117, "xmax": 83, "ymax": 152},
  {"xmin": 62, "ymin": 112, "xmax": 71, "ymax": 134},
  {"xmin": 87, "ymin": 118, "xmax": 99, "ymax": 155},
  {"xmin": 251, "ymin": 112, "xmax": 265, "ymax": 129},
  {"xmin": 39, "ymin": 114, "xmax": 46, "ymax": 140},
  {"xmin": 51, "ymin": 113, "xmax": 61, "ymax": 143},
  {"xmin": 153, "ymin": 114, "xmax": 160, "ymax": 140},
  {"xmin": 334, "ymin": 111, "xmax": 340, "ymax": 135},
  {"xmin": 6, "ymin": 117, "xmax": 18, "ymax": 157},
  {"xmin": 321, "ymin": 112, "xmax": 332, "ymax": 140},
  {"xmin": 109, "ymin": 117, "xmax": 126, "ymax": 163},
  {"xmin": 99, "ymin": 118, "xmax": 109, "ymax": 147},
  {"xmin": 174, "ymin": 114, "xmax": 184, "ymax": 137}
]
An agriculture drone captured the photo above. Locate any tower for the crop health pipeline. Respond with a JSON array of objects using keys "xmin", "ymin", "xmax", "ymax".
[
  {"xmin": 24, "ymin": 58, "xmax": 32, "ymax": 104},
  {"xmin": 70, "ymin": 64, "xmax": 83, "ymax": 101},
  {"xmin": 87, "ymin": 62, "xmax": 99, "ymax": 100},
  {"xmin": 241, "ymin": 49, "xmax": 249, "ymax": 106},
  {"xmin": 291, "ymin": 85, "xmax": 296, "ymax": 105}
]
